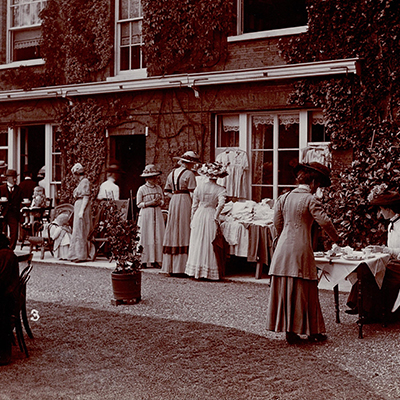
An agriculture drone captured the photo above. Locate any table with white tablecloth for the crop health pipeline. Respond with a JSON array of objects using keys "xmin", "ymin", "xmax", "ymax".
[{"xmin": 315, "ymin": 251, "xmax": 391, "ymax": 338}]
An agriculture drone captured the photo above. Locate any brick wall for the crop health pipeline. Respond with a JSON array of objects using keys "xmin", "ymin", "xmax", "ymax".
[{"xmin": 0, "ymin": 0, "xmax": 6, "ymax": 65}]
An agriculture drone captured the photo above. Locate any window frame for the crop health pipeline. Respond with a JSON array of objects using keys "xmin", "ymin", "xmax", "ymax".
[
  {"xmin": 114, "ymin": 0, "xmax": 147, "ymax": 78},
  {"xmin": 215, "ymin": 110, "xmax": 329, "ymax": 201},
  {"xmin": 229, "ymin": 0, "xmax": 308, "ymax": 43},
  {"xmin": 7, "ymin": 0, "xmax": 47, "ymax": 64}
]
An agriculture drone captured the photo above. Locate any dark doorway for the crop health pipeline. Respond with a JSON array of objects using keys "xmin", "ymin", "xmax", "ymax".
[
  {"xmin": 20, "ymin": 125, "xmax": 45, "ymax": 183},
  {"xmin": 110, "ymin": 135, "xmax": 146, "ymax": 201}
]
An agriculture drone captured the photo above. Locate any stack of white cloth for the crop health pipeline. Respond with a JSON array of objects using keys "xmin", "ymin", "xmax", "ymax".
[{"xmin": 219, "ymin": 199, "xmax": 274, "ymax": 256}]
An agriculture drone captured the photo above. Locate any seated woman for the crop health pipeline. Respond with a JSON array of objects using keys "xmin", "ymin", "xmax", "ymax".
[
  {"xmin": 49, "ymin": 212, "xmax": 72, "ymax": 260},
  {"xmin": 346, "ymin": 185, "xmax": 400, "ymax": 323}
]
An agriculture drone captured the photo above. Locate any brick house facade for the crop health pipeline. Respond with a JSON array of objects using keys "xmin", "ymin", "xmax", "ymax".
[{"xmin": 0, "ymin": 0, "xmax": 358, "ymax": 204}]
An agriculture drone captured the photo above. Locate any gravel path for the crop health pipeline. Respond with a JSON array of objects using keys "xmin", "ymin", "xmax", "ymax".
[{"xmin": 22, "ymin": 263, "xmax": 400, "ymax": 399}]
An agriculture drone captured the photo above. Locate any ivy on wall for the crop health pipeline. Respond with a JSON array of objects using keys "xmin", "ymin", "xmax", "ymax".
[
  {"xmin": 280, "ymin": 0, "xmax": 400, "ymax": 248},
  {"xmin": 142, "ymin": 0, "xmax": 234, "ymax": 76},
  {"xmin": 39, "ymin": 0, "xmax": 113, "ymax": 86},
  {"xmin": 56, "ymin": 98, "xmax": 127, "ymax": 204}
]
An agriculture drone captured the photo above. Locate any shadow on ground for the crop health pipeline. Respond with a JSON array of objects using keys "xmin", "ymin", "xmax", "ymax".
[{"xmin": 0, "ymin": 301, "xmax": 386, "ymax": 400}]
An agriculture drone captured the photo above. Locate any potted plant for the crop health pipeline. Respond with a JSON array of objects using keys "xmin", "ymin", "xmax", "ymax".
[{"xmin": 99, "ymin": 200, "xmax": 143, "ymax": 305}]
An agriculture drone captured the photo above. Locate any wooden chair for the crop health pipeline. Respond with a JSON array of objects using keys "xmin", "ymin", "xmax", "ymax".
[
  {"xmin": 13, "ymin": 253, "xmax": 34, "ymax": 357},
  {"xmin": 28, "ymin": 203, "xmax": 73, "ymax": 259}
]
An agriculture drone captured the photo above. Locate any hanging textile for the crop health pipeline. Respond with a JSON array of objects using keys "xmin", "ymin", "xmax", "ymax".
[{"xmin": 216, "ymin": 149, "xmax": 249, "ymax": 199}]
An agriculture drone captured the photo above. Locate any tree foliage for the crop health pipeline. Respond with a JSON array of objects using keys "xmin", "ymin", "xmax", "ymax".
[
  {"xmin": 142, "ymin": 0, "xmax": 234, "ymax": 76},
  {"xmin": 280, "ymin": 0, "xmax": 400, "ymax": 248}
]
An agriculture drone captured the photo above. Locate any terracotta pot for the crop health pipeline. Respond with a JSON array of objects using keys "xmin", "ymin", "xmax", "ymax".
[{"xmin": 111, "ymin": 270, "xmax": 141, "ymax": 303}]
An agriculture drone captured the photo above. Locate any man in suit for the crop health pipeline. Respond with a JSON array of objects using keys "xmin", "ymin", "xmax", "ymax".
[
  {"xmin": 0, "ymin": 169, "xmax": 22, "ymax": 250},
  {"xmin": 19, "ymin": 167, "xmax": 37, "ymax": 201}
]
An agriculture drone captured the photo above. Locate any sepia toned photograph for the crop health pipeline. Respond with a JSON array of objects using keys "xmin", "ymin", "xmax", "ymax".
[{"xmin": 0, "ymin": 0, "xmax": 400, "ymax": 399}]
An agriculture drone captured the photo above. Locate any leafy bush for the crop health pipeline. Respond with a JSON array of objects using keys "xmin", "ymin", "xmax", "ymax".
[{"xmin": 98, "ymin": 200, "xmax": 142, "ymax": 273}]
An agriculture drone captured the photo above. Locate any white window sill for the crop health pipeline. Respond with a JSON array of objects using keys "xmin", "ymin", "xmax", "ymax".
[
  {"xmin": 0, "ymin": 59, "xmax": 45, "ymax": 70},
  {"xmin": 107, "ymin": 69, "xmax": 148, "ymax": 82},
  {"xmin": 228, "ymin": 26, "xmax": 308, "ymax": 43}
]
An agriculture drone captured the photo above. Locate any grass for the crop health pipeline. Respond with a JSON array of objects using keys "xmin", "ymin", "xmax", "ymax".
[{"xmin": 0, "ymin": 300, "xmax": 388, "ymax": 400}]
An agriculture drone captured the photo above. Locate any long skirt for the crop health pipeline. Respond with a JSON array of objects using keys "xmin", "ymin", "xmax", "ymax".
[
  {"xmin": 138, "ymin": 206, "xmax": 165, "ymax": 265},
  {"xmin": 185, "ymin": 205, "xmax": 219, "ymax": 280},
  {"xmin": 267, "ymin": 275, "xmax": 325, "ymax": 336},
  {"xmin": 162, "ymin": 193, "xmax": 191, "ymax": 274}
]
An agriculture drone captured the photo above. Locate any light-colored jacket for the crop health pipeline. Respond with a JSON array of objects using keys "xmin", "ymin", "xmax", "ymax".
[{"xmin": 269, "ymin": 186, "xmax": 339, "ymax": 280}]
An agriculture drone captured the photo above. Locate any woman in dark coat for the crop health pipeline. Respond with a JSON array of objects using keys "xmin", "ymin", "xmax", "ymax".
[
  {"xmin": 267, "ymin": 162, "xmax": 340, "ymax": 344},
  {"xmin": 0, "ymin": 233, "xmax": 19, "ymax": 364}
]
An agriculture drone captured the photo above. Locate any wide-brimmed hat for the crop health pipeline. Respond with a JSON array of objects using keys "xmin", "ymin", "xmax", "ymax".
[
  {"xmin": 369, "ymin": 190, "xmax": 400, "ymax": 208},
  {"xmin": 294, "ymin": 162, "xmax": 331, "ymax": 187},
  {"xmin": 71, "ymin": 163, "xmax": 84, "ymax": 175},
  {"xmin": 140, "ymin": 164, "xmax": 162, "ymax": 178},
  {"xmin": 173, "ymin": 151, "xmax": 201, "ymax": 164},
  {"xmin": 0, "ymin": 161, "xmax": 7, "ymax": 169},
  {"xmin": 5, "ymin": 169, "xmax": 18, "ymax": 178},
  {"xmin": 198, "ymin": 162, "xmax": 228, "ymax": 179}
]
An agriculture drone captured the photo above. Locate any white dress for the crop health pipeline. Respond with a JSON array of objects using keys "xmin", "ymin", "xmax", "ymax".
[
  {"xmin": 185, "ymin": 181, "xmax": 226, "ymax": 280},
  {"xmin": 136, "ymin": 183, "xmax": 165, "ymax": 265}
]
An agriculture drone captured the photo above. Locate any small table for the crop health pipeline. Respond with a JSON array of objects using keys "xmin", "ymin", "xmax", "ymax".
[
  {"xmin": 315, "ymin": 252, "xmax": 390, "ymax": 338},
  {"xmin": 221, "ymin": 220, "xmax": 275, "ymax": 279}
]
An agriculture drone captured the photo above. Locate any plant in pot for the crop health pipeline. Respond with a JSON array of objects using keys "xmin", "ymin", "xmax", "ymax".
[{"xmin": 100, "ymin": 200, "xmax": 143, "ymax": 305}]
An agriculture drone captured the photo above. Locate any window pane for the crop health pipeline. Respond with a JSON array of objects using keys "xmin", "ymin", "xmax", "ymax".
[
  {"xmin": 217, "ymin": 115, "xmax": 239, "ymax": 147},
  {"xmin": 278, "ymin": 150, "xmax": 298, "ymax": 185},
  {"xmin": 120, "ymin": 0, "xmax": 129, "ymax": 19},
  {"xmin": 129, "ymin": 0, "xmax": 140, "ymax": 18},
  {"xmin": 0, "ymin": 131, "xmax": 8, "ymax": 146},
  {"xmin": 252, "ymin": 151, "xmax": 273, "ymax": 185},
  {"xmin": 52, "ymin": 154, "xmax": 62, "ymax": 181},
  {"xmin": 252, "ymin": 119, "xmax": 273, "ymax": 150},
  {"xmin": 131, "ymin": 20, "xmax": 141, "ymax": 44},
  {"xmin": 252, "ymin": 186, "xmax": 272, "ymax": 202},
  {"xmin": 0, "ymin": 150, "xmax": 7, "ymax": 162},
  {"xmin": 243, "ymin": 0, "xmax": 307, "ymax": 34},
  {"xmin": 121, "ymin": 22, "xmax": 130, "ymax": 46},
  {"xmin": 278, "ymin": 115, "xmax": 299, "ymax": 148},
  {"xmin": 120, "ymin": 46, "xmax": 129, "ymax": 70},
  {"xmin": 130, "ymin": 45, "xmax": 141, "ymax": 70}
]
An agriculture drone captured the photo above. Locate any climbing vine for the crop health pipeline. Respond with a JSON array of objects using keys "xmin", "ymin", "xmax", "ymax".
[
  {"xmin": 142, "ymin": 0, "xmax": 234, "ymax": 76},
  {"xmin": 39, "ymin": 0, "xmax": 113, "ymax": 86},
  {"xmin": 280, "ymin": 0, "xmax": 400, "ymax": 248},
  {"xmin": 56, "ymin": 98, "xmax": 127, "ymax": 204}
]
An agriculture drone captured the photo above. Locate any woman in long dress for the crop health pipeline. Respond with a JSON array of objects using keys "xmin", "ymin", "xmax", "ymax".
[
  {"xmin": 68, "ymin": 163, "xmax": 95, "ymax": 262},
  {"xmin": 185, "ymin": 162, "xmax": 227, "ymax": 280},
  {"xmin": 267, "ymin": 162, "xmax": 340, "ymax": 344},
  {"xmin": 162, "ymin": 151, "xmax": 200, "ymax": 275},
  {"xmin": 136, "ymin": 165, "xmax": 165, "ymax": 268}
]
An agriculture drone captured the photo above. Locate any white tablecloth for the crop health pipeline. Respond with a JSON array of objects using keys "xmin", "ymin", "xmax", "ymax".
[{"xmin": 315, "ymin": 252, "xmax": 391, "ymax": 290}]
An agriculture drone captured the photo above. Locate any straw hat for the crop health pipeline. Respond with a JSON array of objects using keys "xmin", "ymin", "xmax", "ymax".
[
  {"xmin": 198, "ymin": 162, "xmax": 228, "ymax": 179},
  {"xmin": 140, "ymin": 164, "xmax": 162, "ymax": 178},
  {"xmin": 173, "ymin": 151, "xmax": 201, "ymax": 164},
  {"xmin": 71, "ymin": 163, "xmax": 84, "ymax": 175},
  {"xmin": 294, "ymin": 162, "xmax": 331, "ymax": 187}
]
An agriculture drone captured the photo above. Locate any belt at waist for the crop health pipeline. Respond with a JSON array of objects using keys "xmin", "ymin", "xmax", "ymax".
[{"xmin": 173, "ymin": 190, "xmax": 190, "ymax": 194}]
